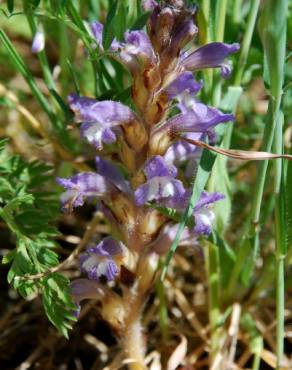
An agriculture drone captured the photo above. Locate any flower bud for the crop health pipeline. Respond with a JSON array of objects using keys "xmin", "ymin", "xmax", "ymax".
[
  {"xmin": 137, "ymin": 253, "xmax": 159, "ymax": 293},
  {"xmin": 118, "ymin": 138, "xmax": 137, "ymax": 172},
  {"xmin": 139, "ymin": 209, "xmax": 167, "ymax": 242},
  {"xmin": 111, "ymin": 193, "xmax": 136, "ymax": 227},
  {"xmin": 32, "ymin": 30, "xmax": 45, "ymax": 53},
  {"xmin": 122, "ymin": 119, "xmax": 148, "ymax": 152},
  {"xmin": 149, "ymin": 130, "xmax": 172, "ymax": 156},
  {"xmin": 155, "ymin": 8, "xmax": 175, "ymax": 52},
  {"xmin": 101, "ymin": 293, "xmax": 125, "ymax": 331}
]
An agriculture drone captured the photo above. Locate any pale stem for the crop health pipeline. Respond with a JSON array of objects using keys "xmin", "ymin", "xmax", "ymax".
[{"xmin": 123, "ymin": 288, "xmax": 147, "ymax": 370}]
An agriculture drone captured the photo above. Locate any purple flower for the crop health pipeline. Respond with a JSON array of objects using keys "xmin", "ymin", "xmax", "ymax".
[
  {"xmin": 193, "ymin": 192, "xmax": 225, "ymax": 235},
  {"xmin": 143, "ymin": 0, "xmax": 158, "ymax": 10},
  {"xmin": 90, "ymin": 21, "xmax": 121, "ymax": 52},
  {"xmin": 181, "ymin": 42, "xmax": 240, "ymax": 78},
  {"xmin": 56, "ymin": 173, "xmax": 110, "ymax": 211},
  {"xmin": 148, "ymin": 191, "xmax": 224, "ymax": 254},
  {"xmin": 168, "ymin": 12, "xmax": 198, "ymax": 55},
  {"xmin": 112, "ymin": 30, "xmax": 156, "ymax": 72},
  {"xmin": 80, "ymin": 238, "xmax": 125, "ymax": 282},
  {"xmin": 90, "ymin": 21, "xmax": 103, "ymax": 48},
  {"xmin": 166, "ymin": 72, "xmax": 203, "ymax": 100},
  {"xmin": 70, "ymin": 278, "xmax": 105, "ymax": 316},
  {"xmin": 134, "ymin": 156, "xmax": 187, "ymax": 208},
  {"xmin": 89, "ymin": 23, "xmax": 156, "ymax": 71},
  {"xmin": 164, "ymin": 132, "xmax": 202, "ymax": 164},
  {"xmin": 32, "ymin": 30, "xmax": 45, "ymax": 53},
  {"xmin": 150, "ymin": 223, "xmax": 199, "ymax": 255},
  {"xmin": 68, "ymin": 94, "xmax": 136, "ymax": 149},
  {"xmin": 157, "ymin": 102, "xmax": 234, "ymax": 136},
  {"xmin": 95, "ymin": 156, "xmax": 131, "ymax": 194}
]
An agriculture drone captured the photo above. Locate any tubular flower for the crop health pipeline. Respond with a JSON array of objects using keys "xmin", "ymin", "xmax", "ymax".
[
  {"xmin": 134, "ymin": 156, "xmax": 187, "ymax": 208},
  {"xmin": 180, "ymin": 42, "xmax": 240, "ymax": 78},
  {"xmin": 70, "ymin": 278, "xmax": 105, "ymax": 316},
  {"xmin": 166, "ymin": 71, "xmax": 203, "ymax": 100},
  {"xmin": 56, "ymin": 173, "xmax": 111, "ymax": 212},
  {"xmin": 149, "ymin": 99, "xmax": 233, "ymax": 156},
  {"xmin": 115, "ymin": 30, "xmax": 157, "ymax": 72},
  {"xmin": 192, "ymin": 191, "xmax": 225, "ymax": 235},
  {"xmin": 68, "ymin": 94, "xmax": 144, "ymax": 150},
  {"xmin": 80, "ymin": 238, "xmax": 125, "ymax": 282}
]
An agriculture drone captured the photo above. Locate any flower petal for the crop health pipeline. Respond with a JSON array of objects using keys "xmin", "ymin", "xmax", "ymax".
[
  {"xmin": 95, "ymin": 156, "xmax": 131, "ymax": 194},
  {"xmin": 194, "ymin": 208, "xmax": 215, "ymax": 235},
  {"xmin": 70, "ymin": 278, "xmax": 104, "ymax": 304},
  {"xmin": 87, "ymin": 237, "xmax": 125, "ymax": 257},
  {"xmin": 56, "ymin": 173, "xmax": 109, "ymax": 211},
  {"xmin": 68, "ymin": 94, "xmax": 137, "ymax": 148},
  {"xmin": 90, "ymin": 21, "xmax": 103, "ymax": 48},
  {"xmin": 166, "ymin": 72, "xmax": 203, "ymax": 100},
  {"xmin": 164, "ymin": 104, "xmax": 234, "ymax": 134},
  {"xmin": 32, "ymin": 31, "xmax": 45, "ymax": 53},
  {"xmin": 143, "ymin": 0, "xmax": 158, "ymax": 10},
  {"xmin": 68, "ymin": 94, "xmax": 135, "ymax": 124},
  {"xmin": 116, "ymin": 30, "xmax": 156, "ymax": 71},
  {"xmin": 80, "ymin": 237, "xmax": 125, "ymax": 282},
  {"xmin": 150, "ymin": 223, "xmax": 198, "ymax": 255},
  {"xmin": 181, "ymin": 42, "xmax": 240, "ymax": 77},
  {"xmin": 164, "ymin": 132, "xmax": 202, "ymax": 164},
  {"xmin": 134, "ymin": 176, "xmax": 186, "ymax": 207},
  {"xmin": 194, "ymin": 191, "xmax": 225, "ymax": 211},
  {"xmin": 144, "ymin": 155, "xmax": 177, "ymax": 179}
]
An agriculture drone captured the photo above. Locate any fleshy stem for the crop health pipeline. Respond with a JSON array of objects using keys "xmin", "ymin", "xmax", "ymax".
[
  {"xmin": 123, "ymin": 289, "xmax": 146, "ymax": 370},
  {"xmin": 122, "ymin": 254, "xmax": 157, "ymax": 370}
]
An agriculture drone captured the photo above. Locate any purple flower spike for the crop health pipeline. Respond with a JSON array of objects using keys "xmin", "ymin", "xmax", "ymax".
[
  {"xmin": 80, "ymin": 238, "xmax": 125, "ymax": 282},
  {"xmin": 56, "ymin": 172, "xmax": 110, "ymax": 211},
  {"xmin": 32, "ymin": 30, "xmax": 45, "ymax": 53},
  {"xmin": 134, "ymin": 156, "xmax": 186, "ymax": 207},
  {"xmin": 68, "ymin": 94, "xmax": 136, "ymax": 149},
  {"xmin": 166, "ymin": 72, "xmax": 203, "ymax": 100},
  {"xmin": 181, "ymin": 42, "xmax": 240, "ymax": 78}
]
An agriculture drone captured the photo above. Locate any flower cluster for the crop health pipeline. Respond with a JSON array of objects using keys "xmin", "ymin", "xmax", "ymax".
[{"xmin": 57, "ymin": 0, "xmax": 239, "ymax": 320}]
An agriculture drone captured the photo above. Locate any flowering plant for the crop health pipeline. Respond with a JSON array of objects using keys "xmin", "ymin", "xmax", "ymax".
[
  {"xmin": 56, "ymin": 1, "xmax": 239, "ymax": 367},
  {"xmin": 1, "ymin": 0, "xmax": 290, "ymax": 369}
]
